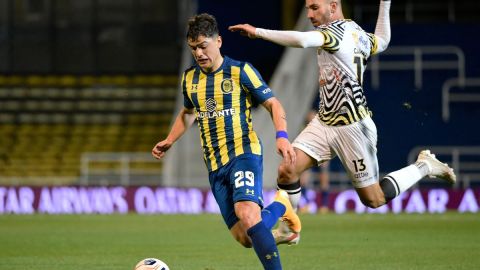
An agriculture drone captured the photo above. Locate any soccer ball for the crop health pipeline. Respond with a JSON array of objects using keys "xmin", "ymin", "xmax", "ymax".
[{"xmin": 134, "ymin": 258, "xmax": 170, "ymax": 270}]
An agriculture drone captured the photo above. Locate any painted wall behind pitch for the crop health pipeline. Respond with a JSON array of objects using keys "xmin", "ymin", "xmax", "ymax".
[{"xmin": 0, "ymin": 187, "xmax": 478, "ymax": 215}]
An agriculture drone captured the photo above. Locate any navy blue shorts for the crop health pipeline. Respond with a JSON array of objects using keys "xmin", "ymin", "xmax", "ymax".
[{"xmin": 208, "ymin": 153, "xmax": 264, "ymax": 229}]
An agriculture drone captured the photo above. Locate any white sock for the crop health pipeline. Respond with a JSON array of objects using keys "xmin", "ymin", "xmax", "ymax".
[
  {"xmin": 384, "ymin": 164, "xmax": 426, "ymax": 195},
  {"xmin": 277, "ymin": 181, "xmax": 302, "ymax": 210}
]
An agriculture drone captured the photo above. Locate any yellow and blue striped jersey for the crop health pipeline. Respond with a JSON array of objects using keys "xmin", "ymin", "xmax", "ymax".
[{"xmin": 182, "ymin": 56, "xmax": 274, "ymax": 171}]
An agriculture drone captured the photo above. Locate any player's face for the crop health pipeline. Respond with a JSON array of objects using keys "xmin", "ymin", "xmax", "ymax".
[
  {"xmin": 188, "ymin": 35, "xmax": 223, "ymax": 73},
  {"xmin": 305, "ymin": 0, "xmax": 334, "ymax": 27}
]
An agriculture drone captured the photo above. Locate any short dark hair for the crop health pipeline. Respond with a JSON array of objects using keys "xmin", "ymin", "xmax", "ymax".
[{"xmin": 187, "ymin": 13, "xmax": 219, "ymax": 41}]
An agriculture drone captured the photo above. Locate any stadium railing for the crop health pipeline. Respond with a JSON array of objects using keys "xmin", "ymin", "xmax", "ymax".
[
  {"xmin": 0, "ymin": 75, "xmax": 177, "ymax": 186},
  {"xmin": 80, "ymin": 152, "xmax": 161, "ymax": 186},
  {"xmin": 368, "ymin": 46, "xmax": 465, "ymax": 90},
  {"xmin": 442, "ymin": 77, "xmax": 480, "ymax": 122}
]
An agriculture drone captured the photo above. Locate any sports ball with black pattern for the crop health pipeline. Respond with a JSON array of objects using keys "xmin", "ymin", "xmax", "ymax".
[{"xmin": 134, "ymin": 258, "xmax": 170, "ymax": 270}]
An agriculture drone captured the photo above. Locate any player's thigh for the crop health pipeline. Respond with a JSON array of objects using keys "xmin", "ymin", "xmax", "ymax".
[
  {"xmin": 292, "ymin": 117, "xmax": 334, "ymax": 164},
  {"xmin": 208, "ymin": 168, "xmax": 238, "ymax": 230},
  {"xmin": 333, "ymin": 117, "xmax": 379, "ymax": 188},
  {"xmin": 278, "ymin": 147, "xmax": 317, "ymax": 183},
  {"xmin": 229, "ymin": 153, "xmax": 264, "ymax": 207},
  {"xmin": 209, "ymin": 154, "xmax": 264, "ymax": 230}
]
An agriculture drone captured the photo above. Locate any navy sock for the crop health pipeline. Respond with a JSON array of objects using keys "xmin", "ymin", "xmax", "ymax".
[
  {"xmin": 247, "ymin": 222, "xmax": 282, "ymax": 270},
  {"xmin": 261, "ymin": 202, "xmax": 286, "ymax": 229}
]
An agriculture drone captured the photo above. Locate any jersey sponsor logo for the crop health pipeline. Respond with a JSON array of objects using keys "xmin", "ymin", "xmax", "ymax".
[
  {"xmin": 196, "ymin": 108, "xmax": 237, "ymax": 119},
  {"xmin": 197, "ymin": 98, "xmax": 237, "ymax": 119},
  {"xmin": 221, "ymin": 78, "xmax": 234, "ymax": 94},
  {"xmin": 206, "ymin": 98, "xmax": 217, "ymax": 112},
  {"xmin": 358, "ymin": 35, "xmax": 369, "ymax": 49}
]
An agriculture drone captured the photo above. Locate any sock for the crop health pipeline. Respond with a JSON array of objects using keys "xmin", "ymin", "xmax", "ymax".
[
  {"xmin": 278, "ymin": 180, "xmax": 301, "ymax": 210},
  {"xmin": 380, "ymin": 164, "xmax": 424, "ymax": 202},
  {"xmin": 261, "ymin": 202, "xmax": 286, "ymax": 229},
  {"xmin": 247, "ymin": 222, "xmax": 282, "ymax": 270}
]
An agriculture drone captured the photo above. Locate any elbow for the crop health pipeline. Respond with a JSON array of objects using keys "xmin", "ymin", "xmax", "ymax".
[
  {"xmin": 378, "ymin": 36, "xmax": 391, "ymax": 51},
  {"xmin": 297, "ymin": 39, "xmax": 316, "ymax": 48},
  {"xmin": 297, "ymin": 41, "xmax": 310, "ymax": 48}
]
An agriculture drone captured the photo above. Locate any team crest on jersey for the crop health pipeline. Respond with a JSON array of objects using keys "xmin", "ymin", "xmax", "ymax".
[
  {"xmin": 206, "ymin": 98, "xmax": 217, "ymax": 112},
  {"xmin": 221, "ymin": 78, "xmax": 235, "ymax": 94}
]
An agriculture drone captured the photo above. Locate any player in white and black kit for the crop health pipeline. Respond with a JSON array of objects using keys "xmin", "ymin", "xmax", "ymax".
[{"xmin": 230, "ymin": 0, "xmax": 456, "ymax": 244}]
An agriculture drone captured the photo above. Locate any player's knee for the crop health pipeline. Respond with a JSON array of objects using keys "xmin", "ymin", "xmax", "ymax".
[
  {"xmin": 235, "ymin": 203, "xmax": 261, "ymax": 229},
  {"xmin": 277, "ymin": 163, "xmax": 298, "ymax": 183}
]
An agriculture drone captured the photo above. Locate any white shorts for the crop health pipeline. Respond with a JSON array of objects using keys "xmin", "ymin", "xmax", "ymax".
[{"xmin": 292, "ymin": 116, "xmax": 379, "ymax": 188}]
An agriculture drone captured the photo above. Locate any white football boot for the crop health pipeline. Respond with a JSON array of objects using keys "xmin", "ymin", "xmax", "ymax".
[
  {"xmin": 416, "ymin": 150, "xmax": 456, "ymax": 184},
  {"xmin": 272, "ymin": 221, "xmax": 300, "ymax": 246}
]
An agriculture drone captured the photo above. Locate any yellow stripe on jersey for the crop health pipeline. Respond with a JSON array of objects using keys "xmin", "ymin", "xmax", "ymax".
[
  {"xmin": 184, "ymin": 70, "xmax": 195, "ymax": 104},
  {"xmin": 214, "ymin": 70, "xmax": 229, "ymax": 166},
  {"xmin": 246, "ymin": 108, "xmax": 261, "ymax": 155},
  {"xmin": 249, "ymin": 131, "xmax": 261, "ymax": 155},
  {"xmin": 368, "ymin": 33, "xmax": 379, "ymax": 55},
  {"xmin": 231, "ymin": 66, "xmax": 245, "ymax": 156},
  {"xmin": 196, "ymin": 72, "xmax": 218, "ymax": 171},
  {"xmin": 358, "ymin": 105, "xmax": 369, "ymax": 119},
  {"xmin": 319, "ymin": 30, "xmax": 341, "ymax": 53},
  {"xmin": 243, "ymin": 63, "xmax": 262, "ymax": 89},
  {"xmin": 329, "ymin": 115, "xmax": 350, "ymax": 126}
]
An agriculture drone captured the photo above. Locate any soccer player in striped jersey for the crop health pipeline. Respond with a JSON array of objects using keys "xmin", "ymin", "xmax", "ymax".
[
  {"xmin": 152, "ymin": 13, "xmax": 300, "ymax": 270},
  {"xmin": 230, "ymin": 0, "xmax": 456, "ymax": 245}
]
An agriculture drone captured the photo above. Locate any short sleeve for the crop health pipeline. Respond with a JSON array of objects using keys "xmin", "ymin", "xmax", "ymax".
[
  {"xmin": 240, "ymin": 62, "xmax": 274, "ymax": 104},
  {"xmin": 317, "ymin": 22, "xmax": 345, "ymax": 53},
  {"xmin": 367, "ymin": 33, "xmax": 379, "ymax": 55},
  {"xmin": 181, "ymin": 73, "xmax": 194, "ymax": 109}
]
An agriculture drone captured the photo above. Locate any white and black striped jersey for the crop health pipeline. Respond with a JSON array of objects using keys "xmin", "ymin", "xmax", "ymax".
[{"xmin": 315, "ymin": 19, "xmax": 381, "ymax": 126}]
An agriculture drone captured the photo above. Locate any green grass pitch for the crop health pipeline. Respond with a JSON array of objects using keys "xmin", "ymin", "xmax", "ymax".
[{"xmin": 1, "ymin": 213, "xmax": 479, "ymax": 269}]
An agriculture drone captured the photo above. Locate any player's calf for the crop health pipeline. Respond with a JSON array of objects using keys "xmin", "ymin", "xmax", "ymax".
[{"xmin": 356, "ymin": 184, "xmax": 387, "ymax": 208}]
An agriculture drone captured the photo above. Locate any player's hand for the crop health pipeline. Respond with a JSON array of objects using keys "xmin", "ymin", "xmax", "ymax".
[
  {"xmin": 152, "ymin": 139, "xmax": 173, "ymax": 160},
  {"xmin": 228, "ymin": 24, "xmax": 257, "ymax": 39},
  {"xmin": 276, "ymin": 138, "xmax": 296, "ymax": 165}
]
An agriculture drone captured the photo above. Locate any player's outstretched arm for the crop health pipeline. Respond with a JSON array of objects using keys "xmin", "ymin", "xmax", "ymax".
[
  {"xmin": 261, "ymin": 98, "xmax": 296, "ymax": 165},
  {"xmin": 229, "ymin": 24, "xmax": 324, "ymax": 48},
  {"xmin": 373, "ymin": 0, "xmax": 391, "ymax": 54},
  {"xmin": 152, "ymin": 108, "xmax": 195, "ymax": 159}
]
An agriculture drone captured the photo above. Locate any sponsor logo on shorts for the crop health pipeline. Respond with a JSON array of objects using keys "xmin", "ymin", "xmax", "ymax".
[{"xmin": 354, "ymin": 171, "xmax": 369, "ymax": 179}]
